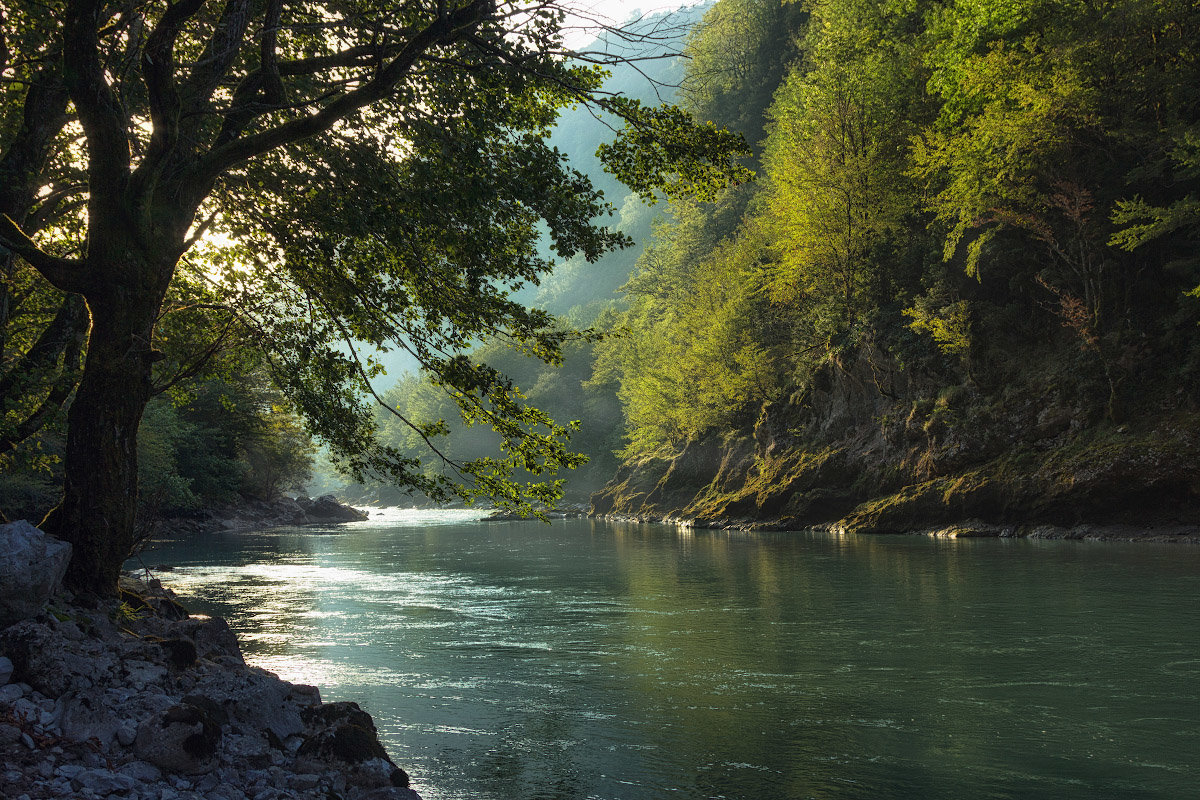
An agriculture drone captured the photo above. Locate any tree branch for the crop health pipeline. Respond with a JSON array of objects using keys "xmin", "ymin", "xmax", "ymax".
[
  {"xmin": 193, "ymin": 0, "xmax": 492, "ymax": 186},
  {"xmin": 183, "ymin": 0, "xmax": 254, "ymax": 108},
  {"xmin": 0, "ymin": 61, "xmax": 70, "ymax": 222},
  {"xmin": 62, "ymin": 0, "xmax": 132, "ymax": 203},
  {"xmin": 141, "ymin": 0, "xmax": 207, "ymax": 170},
  {"xmin": 0, "ymin": 215, "xmax": 87, "ymax": 292}
]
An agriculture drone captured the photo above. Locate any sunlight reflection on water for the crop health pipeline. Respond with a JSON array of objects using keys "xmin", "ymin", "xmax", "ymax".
[{"xmin": 138, "ymin": 512, "xmax": 1200, "ymax": 800}]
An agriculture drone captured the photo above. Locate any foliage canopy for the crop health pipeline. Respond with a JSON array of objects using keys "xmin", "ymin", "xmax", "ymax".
[{"xmin": 0, "ymin": 0, "xmax": 748, "ymax": 592}]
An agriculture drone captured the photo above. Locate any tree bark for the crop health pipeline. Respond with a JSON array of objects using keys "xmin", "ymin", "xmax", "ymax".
[{"xmin": 43, "ymin": 279, "xmax": 164, "ymax": 594}]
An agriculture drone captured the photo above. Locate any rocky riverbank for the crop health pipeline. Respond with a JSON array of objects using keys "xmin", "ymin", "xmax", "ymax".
[
  {"xmin": 590, "ymin": 350, "xmax": 1200, "ymax": 542},
  {"xmin": 158, "ymin": 495, "xmax": 368, "ymax": 536},
  {"xmin": 0, "ymin": 523, "xmax": 423, "ymax": 800},
  {"xmin": 591, "ymin": 511, "xmax": 1200, "ymax": 542},
  {"xmin": 480, "ymin": 503, "xmax": 590, "ymax": 522}
]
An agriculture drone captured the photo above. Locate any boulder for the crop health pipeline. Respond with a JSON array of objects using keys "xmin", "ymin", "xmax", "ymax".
[
  {"xmin": 188, "ymin": 666, "xmax": 304, "ymax": 740},
  {"xmin": 298, "ymin": 702, "xmax": 389, "ymax": 764},
  {"xmin": 0, "ymin": 520, "xmax": 71, "ymax": 628},
  {"xmin": 59, "ymin": 691, "xmax": 123, "ymax": 749},
  {"xmin": 302, "ymin": 495, "xmax": 369, "ymax": 522},
  {"xmin": 134, "ymin": 702, "xmax": 222, "ymax": 774},
  {"xmin": 0, "ymin": 619, "xmax": 117, "ymax": 697}
]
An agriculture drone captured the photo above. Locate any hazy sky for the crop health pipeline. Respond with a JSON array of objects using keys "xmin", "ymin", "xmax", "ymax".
[{"xmin": 560, "ymin": 0, "xmax": 706, "ymax": 47}]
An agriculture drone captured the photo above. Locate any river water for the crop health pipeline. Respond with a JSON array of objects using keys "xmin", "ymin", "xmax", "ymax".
[{"xmin": 136, "ymin": 509, "xmax": 1200, "ymax": 800}]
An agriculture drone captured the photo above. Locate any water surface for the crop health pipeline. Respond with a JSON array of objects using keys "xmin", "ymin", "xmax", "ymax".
[{"xmin": 137, "ymin": 509, "xmax": 1200, "ymax": 800}]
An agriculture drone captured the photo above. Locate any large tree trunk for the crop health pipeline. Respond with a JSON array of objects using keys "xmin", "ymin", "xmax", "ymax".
[{"xmin": 44, "ymin": 281, "xmax": 164, "ymax": 595}]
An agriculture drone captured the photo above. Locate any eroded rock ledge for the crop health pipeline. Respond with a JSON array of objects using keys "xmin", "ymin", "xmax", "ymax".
[
  {"xmin": 590, "ymin": 356, "xmax": 1200, "ymax": 542},
  {"xmin": 0, "ymin": 573, "xmax": 422, "ymax": 800},
  {"xmin": 161, "ymin": 495, "xmax": 369, "ymax": 536}
]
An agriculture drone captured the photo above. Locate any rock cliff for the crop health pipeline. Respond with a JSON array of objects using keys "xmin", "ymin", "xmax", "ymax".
[{"xmin": 592, "ymin": 348, "xmax": 1200, "ymax": 541}]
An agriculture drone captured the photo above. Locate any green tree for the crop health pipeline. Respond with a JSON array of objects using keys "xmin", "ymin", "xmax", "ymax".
[
  {"xmin": 0, "ymin": 0, "xmax": 747, "ymax": 593},
  {"xmin": 761, "ymin": 0, "xmax": 923, "ymax": 335},
  {"xmin": 681, "ymin": 0, "xmax": 807, "ymax": 159}
]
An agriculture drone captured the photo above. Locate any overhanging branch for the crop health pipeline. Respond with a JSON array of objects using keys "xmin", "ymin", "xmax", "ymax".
[
  {"xmin": 193, "ymin": 0, "xmax": 493, "ymax": 184},
  {"xmin": 0, "ymin": 214, "xmax": 86, "ymax": 292}
]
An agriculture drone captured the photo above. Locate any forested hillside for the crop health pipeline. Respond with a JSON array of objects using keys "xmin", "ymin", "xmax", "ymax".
[
  {"xmin": 592, "ymin": 0, "xmax": 1200, "ymax": 531},
  {"xmin": 346, "ymin": 7, "xmax": 706, "ymax": 505}
]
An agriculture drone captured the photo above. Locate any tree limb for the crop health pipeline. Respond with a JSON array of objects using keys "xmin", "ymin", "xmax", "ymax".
[
  {"xmin": 141, "ymin": 0, "xmax": 207, "ymax": 171},
  {"xmin": 183, "ymin": 0, "xmax": 254, "ymax": 108},
  {"xmin": 0, "ymin": 215, "xmax": 87, "ymax": 292},
  {"xmin": 193, "ymin": 0, "xmax": 492, "ymax": 187},
  {"xmin": 0, "ymin": 294, "xmax": 87, "ymax": 457},
  {"xmin": 62, "ymin": 0, "xmax": 132, "ymax": 205}
]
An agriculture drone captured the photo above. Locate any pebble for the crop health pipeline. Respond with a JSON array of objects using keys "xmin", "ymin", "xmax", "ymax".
[{"xmin": 0, "ymin": 655, "xmax": 12, "ymax": 684}]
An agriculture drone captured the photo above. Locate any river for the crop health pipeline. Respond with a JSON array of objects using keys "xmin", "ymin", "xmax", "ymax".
[{"xmin": 135, "ymin": 508, "xmax": 1200, "ymax": 800}]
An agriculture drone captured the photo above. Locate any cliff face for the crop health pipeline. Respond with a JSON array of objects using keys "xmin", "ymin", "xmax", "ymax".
[{"xmin": 591, "ymin": 347, "xmax": 1200, "ymax": 539}]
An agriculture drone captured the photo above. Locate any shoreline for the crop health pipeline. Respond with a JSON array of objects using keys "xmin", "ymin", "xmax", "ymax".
[
  {"xmin": 0, "ymin": 572, "xmax": 424, "ymax": 800},
  {"xmin": 589, "ymin": 512, "xmax": 1200, "ymax": 543}
]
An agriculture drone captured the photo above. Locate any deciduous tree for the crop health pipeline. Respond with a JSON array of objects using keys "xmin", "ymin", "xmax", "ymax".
[{"xmin": 0, "ymin": 0, "xmax": 747, "ymax": 593}]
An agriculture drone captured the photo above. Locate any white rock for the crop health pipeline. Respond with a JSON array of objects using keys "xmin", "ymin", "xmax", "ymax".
[
  {"xmin": 0, "ymin": 683, "xmax": 26, "ymax": 703},
  {"xmin": 10, "ymin": 696, "xmax": 39, "ymax": 721},
  {"xmin": 54, "ymin": 764, "xmax": 87, "ymax": 779},
  {"xmin": 354, "ymin": 757, "xmax": 397, "ymax": 788},
  {"xmin": 0, "ymin": 520, "xmax": 71, "ymax": 627},
  {"xmin": 119, "ymin": 760, "xmax": 163, "ymax": 783},
  {"xmin": 73, "ymin": 767, "xmax": 140, "ymax": 795},
  {"xmin": 0, "ymin": 655, "xmax": 13, "ymax": 685},
  {"xmin": 117, "ymin": 720, "xmax": 138, "ymax": 746}
]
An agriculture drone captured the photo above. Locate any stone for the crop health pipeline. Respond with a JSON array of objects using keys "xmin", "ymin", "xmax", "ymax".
[
  {"xmin": 0, "ymin": 723, "xmax": 20, "ymax": 745},
  {"xmin": 170, "ymin": 616, "xmax": 245, "ymax": 665},
  {"xmin": 117, "ymin": 721, "xmax": 138, "ymax": 747},
  {"xmin": 0, "ymin": 520, "xmax": 71, "ymax": 628},
  {"xmin": 298, "ymin": 702, "xmax": 390, "ymax": 765},
  {"xmin": 355, "ymin": 789, "xmax": 424, "ymax": 800},
  {"xmin": 0, "ymin": 656, "xmax": 12, "ymax": 685},
  {"xmin": 0, "ymin": 683, "xmax": 26, "ymax": 703},
  {"xmin": 308, "ymin": 494, "xmax": 369, "ymax": 522},
  {"xmin": 119, "ymin": 760, "xmax": 164, "ymax": 783},
  {"xmin": 286, "ymin": 772, "xmax": 322, "ymax": 791},
  {"xmin": 59, "ymin": 692, "xmax": 122, "ymax": 749},
  {"xmin": 189, "ymin": 666, "xmax": 302, "ymax": 740},
  {"xmin": 352, "ymin": 757, "xmax": 397, "ymax": 788},
  {"xmin": 10, "ymin": 697, "xmax": 40, "ymax": 722},
  {"xmin": 134, "ymin": 703, "xmax": 222, "ymax": 775},
  {"xmin": 0, "ymin": 620, "xmax": 115, "ymax": 697},
  {"xmin": 71, "ymin": 768, "xmax": 139, "ymax": 795},
  {"xmin": 124, "ymin": 659, "xmax": 170, "ymax": 688}
]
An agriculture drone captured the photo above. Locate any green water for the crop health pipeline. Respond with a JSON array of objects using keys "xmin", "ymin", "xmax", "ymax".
[{"xmin": 138, "ymin": 510, "xmax": 1200, "ymax": 800}]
